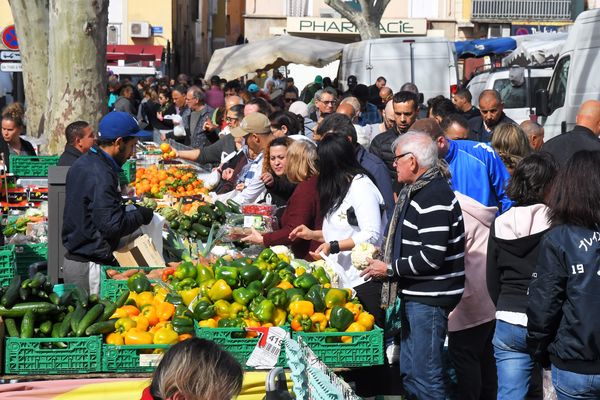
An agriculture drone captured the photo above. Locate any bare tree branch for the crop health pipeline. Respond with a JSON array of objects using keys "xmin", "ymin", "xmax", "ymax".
[{"xmin": 324, "ymin": 0, "xmax": 391, "ymax": 40}]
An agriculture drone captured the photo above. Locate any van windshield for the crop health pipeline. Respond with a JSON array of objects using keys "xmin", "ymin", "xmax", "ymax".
[
  {"xmin": 547, "ymin": 56, "xmax": 570, "ymax": 112},
  {"xmin": 493, "ymin": 76, "xmax": 551, "ymax": 108}
]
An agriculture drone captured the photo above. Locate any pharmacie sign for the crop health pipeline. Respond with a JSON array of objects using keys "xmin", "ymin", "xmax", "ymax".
[{"xmin": 287, "ymin": 17, "xmax": 427, "ymax": 35}]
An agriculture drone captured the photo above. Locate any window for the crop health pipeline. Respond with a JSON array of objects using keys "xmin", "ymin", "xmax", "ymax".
[
  {"xmin": 493, "ymin": 76, "xmax": 551, "ymax": 109},
  {"xmin": 548, "ymin": 56, "xmax": 570, "ymax": 112}
]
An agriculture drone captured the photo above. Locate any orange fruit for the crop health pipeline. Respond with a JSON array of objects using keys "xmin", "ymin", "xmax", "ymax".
[
  {"xmin": 169, "ymin": 150, "xmax": 177, "ymax": 158},
  {"xmin": 160, "ymin": 143, "xmax": 171, "ymax": 153}
]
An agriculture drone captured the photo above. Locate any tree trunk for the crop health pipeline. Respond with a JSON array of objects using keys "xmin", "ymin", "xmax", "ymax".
[
  {"xmin": 8, "ymin": 0, "xmax": 49, "ymax": 139},
  {"xmin": 354, "ymin": 17, "xmax": 381, "ymax": 40},
  {"xmin": 325, "ymin": 0, "xmax": 391, "ymax": 40},
  {"xmin": 44, "ymin": 0, "xmax": 109, "ymax": 155}
]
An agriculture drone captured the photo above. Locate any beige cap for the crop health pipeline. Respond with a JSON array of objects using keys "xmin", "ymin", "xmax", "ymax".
[{"xmin": 231, "ymin": 112, "xmax": 271, "ymax": 138}]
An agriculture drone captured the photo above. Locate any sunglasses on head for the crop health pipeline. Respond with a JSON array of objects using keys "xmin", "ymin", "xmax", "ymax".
[{"xmin": 284, "ymin": 98, "xmax": 297, "ymax": 103}]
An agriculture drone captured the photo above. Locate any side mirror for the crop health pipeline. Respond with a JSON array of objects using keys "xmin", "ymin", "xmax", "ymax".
[{"xmin": 535, "ymin": 89, "xmax": 549, "ymax": 117}]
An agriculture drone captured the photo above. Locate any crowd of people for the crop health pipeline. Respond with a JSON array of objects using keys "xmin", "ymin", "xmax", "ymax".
[{"xmin": 3, "ymin": 67, "xmax": 600, "ymax": 399}]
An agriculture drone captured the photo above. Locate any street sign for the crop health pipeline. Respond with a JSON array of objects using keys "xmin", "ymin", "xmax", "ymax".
[
  {"xmin": 151, "ymin": 26, "xmax": 163, "ymax": 35},
  {"xmin": 0, "ymin": 63, "xmax": 22, "ymax": 72},
  {"xmin": 1, "ymin": 25, "xmax": 19, "ymax": 50},
  {"xmin": 0, "ymin": 50, "xmax": 20, "ymax": 61}
]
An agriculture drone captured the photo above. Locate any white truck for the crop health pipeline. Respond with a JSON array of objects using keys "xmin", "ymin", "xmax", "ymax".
[{"xmin": 535, "ymin": 8, "xmax": 600, "ymax": 140}]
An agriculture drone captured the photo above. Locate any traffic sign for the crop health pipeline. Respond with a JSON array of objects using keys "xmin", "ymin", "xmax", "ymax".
[
  {"xmin": 0, "ymin": 63, "xmax": 22, "ymax": 72},
  {"xmin": 0, "ymin": 51, "xmax": 20, "ymax": 61},
  {"xmin": 1, "ymin": 25, "xmax": 19, "ymax": 50}
]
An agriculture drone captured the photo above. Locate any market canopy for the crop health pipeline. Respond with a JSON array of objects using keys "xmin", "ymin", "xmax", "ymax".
[
  {"xmin": 204, "ymin": 35, "xmax": 344, "ymax": 80},
  {"xmin": 455, "ymin": 37, "xmax": 517, "ymax": 58},
  {"xmin": 502, "ymin": 33, "xmax": 568, "ymax": 66}
]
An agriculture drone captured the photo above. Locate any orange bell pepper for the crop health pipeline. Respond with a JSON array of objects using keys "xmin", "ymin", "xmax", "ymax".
[
  {"xmin": 156, "ymin": 302, "xmax": 175, "ymax": 322},
  {"xmin": 178, "ymin": 333, "xmax": 193, "ymax": 342},
  {"xmin": 344, "ymin": 302, "xmax": 363, "ymax": 322},
  {"xmin": 110, "ymin": 307, "xmax": 130, "ymax": 320},
  {"xmin": 121, "ymin": 305, "xmax": 140, "ymax": 317},
  {"xmin": 105, "ymin": 332, "xmax": 124, "ymax": 345},
  {"xmin": 276, "ymin": 280, "xmax": 294, "ymax": 290},
  {"xmin": 141, "ymin": 305, "xmax": 159, "ymax": 326},
  {"xmin": 124, "ymin": 328, "xmax": 153, "ymax": 345},
  {"xmin": 132, "ymin": 315, "xmax": 150, "ymax": 331}
]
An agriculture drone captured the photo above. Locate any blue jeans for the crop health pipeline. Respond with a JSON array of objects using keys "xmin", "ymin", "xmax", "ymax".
[
  {"xmin": 493, "ymin": 320, "xmax": 540, "ymax": 400},
  {"xmin": 552, "ymin": 365, "xmax": 600, "ymax": 400},
  {"xmin": 400, "ymin": 301, "xmax": 448, "ymax": 400}
]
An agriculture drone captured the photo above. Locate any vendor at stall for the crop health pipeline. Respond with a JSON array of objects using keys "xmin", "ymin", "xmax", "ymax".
[
  {"xmin": 57, "ymin": 120, "xmax": 96, "ymax": 166},
  {"xmin": 62, "ymin": 112, "xmax": 155, "ymax": 294},
  {"xmin": 1, "ymin": 102, "xmax": 36, "ymax": 169}
]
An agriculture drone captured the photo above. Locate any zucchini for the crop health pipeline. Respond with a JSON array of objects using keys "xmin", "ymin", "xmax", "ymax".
[
  {"xmin": 1, "ymin": 275, "xmax": 22, "ymax": 308},
  {"xmin": 214, "ymin": 200, "xmax": 229, "ymax": 217},
  {"xmin": 29, "ymin": 272, "xmax": 46, "ymax": 288},
  {"xmin": 4, "ymin": 318, "xmax": 19, "ymax": 337},
  {"xmin": 0, "ymin": 302, "xmax": 60, "ymax": 318},
  {"xmin": 115, "ymin": 289, "xmax": 130, "ymax": 308},
  {"xmin": 31, "ymin": 287, "xmax": 49, "ymax": 300},
  {"xmin": 226, "ymin": 199, "xmax": 241, "ymax": 213},
  {"xmin": 75, "ymin": 303, "xmax": 104, "ymax": 337},
  {"xmin": 20, "ymin": 311, "xmax": 35, "ymax": 338},
  {"xmin": 191, "ymin": 223, "xmax": 210, "ymax": 238},
  {"xmin": 85, "ymin": 318, "xmax": 118, "ymax": 336},
  {"xmin": 70, "ymin": 303, "xmax": 86, "ymax": 334}
]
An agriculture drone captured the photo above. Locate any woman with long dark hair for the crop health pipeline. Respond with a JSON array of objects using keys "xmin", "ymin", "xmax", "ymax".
[{"xmin": 527, "ymin": 150, "xmax": 600, "ymax": 400}]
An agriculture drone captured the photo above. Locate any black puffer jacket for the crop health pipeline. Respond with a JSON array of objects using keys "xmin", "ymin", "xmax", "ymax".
[
  {"xmin": 369, "ymin": 126, "xmax": 400, "ymax": 184},
  {"xmin": 527, "ymin": 224, "xmax": 600, "ymax": 374}
]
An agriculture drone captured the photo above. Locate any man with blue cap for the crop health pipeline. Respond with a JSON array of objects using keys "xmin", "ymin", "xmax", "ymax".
[{"xmin": 62, "ymin": 112, "xmax": 155, "ymax": 294}]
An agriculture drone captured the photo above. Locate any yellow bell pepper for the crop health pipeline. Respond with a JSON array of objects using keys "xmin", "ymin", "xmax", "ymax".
[
  {"xmin": 157, "ymin": 302, "xmax": 175, "ymax": 322},
  {"xmin": 344, "ymin": 302, "xmax": 363, "ymax": 322},
  {"xmin": 310, "ymin": 312, "xmax": 328, "ymax": 332},
  {"xmin": 105, "ymin": 332, "xmax": 124, "ymax": 345},
  {"xmin": 289, "ymin": 300, "xmax": 314, "ymax": 318},
  {"xmin": 262, "ymin": 322, "xmax": 274, "ymax": 328},
  {"xmin": 115, "ymin": 317, "xmax": 136, "ymax": 334},
  {"xmin": 179, "ymin": 287, "xmax": 200, "ymax": 306},
  {"xmin": 357, "ymin": 311, "xmax": 375, "ymax": 331},
  {"xmin": 126, "ymin": 291, "xmax": 138, "ymax": 305},
  {"xmin": 124, "ymin": 328, "xmax": 154, "ymax": 345},
  {"xmin": 276, "ymin": 280, "xmax": 294, "ymax": 290},
  {"xmin": 141, "ymin": 305, "xmax": 159, "ymax": 327},
  {"xmin": 110, "ymin": 307, "xmax": 130, "ymax": 320},
  {"xmin": 132, "ymin": 315, "xmax": 150, "ymax": 332},
  {"xmin": 245, "ymin": 318, "xmax": 261, "ymax": 338},
  {"xmin": 277, "ymin": 253, "xmax": 291, "ymax": 264},
  {"xmin": 149, "ymin": 321, "xmax": 168, "ymax": 334},
  {"xmin": 198, "ymin": 318, "xmax": 218, "ymax": 328},
  {"xmin": 208, "ymin": 279, "xmax": 233, "ymax": 302},
  {"xmin": 341, "ymin": 322, "xmax": 366, "ymax": 343},
  {"xmin": 153, "ymin": 287, "xmax": 168, "ymax": 305},
  {"xmin": 153, "ymin": 325, "xmax": 179, "ymax": 345},
  {"xmin": 135, "ymin": 291, "xmax": 155, "ymax": 308},
  {"xmin": 295, "ymin": 266, "xmax": 306, "ymax": 276},
  {"xmin": 273, "ymin": 308, "xmax": 287, "ymax": 326}
]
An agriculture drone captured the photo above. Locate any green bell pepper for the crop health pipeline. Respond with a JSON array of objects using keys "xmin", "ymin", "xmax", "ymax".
[
  {"xmin": 213, "ymin": 257, "xmax": 231, "ymax": 269},
  {"xmin": 215, "ymin": 266, "xmax": 239, "ymax": 287},
  {"xmin": 232, "ymin": 287, "xmax": 257, "ymax": 306},
  {"xmin": 305, "ymin": 284, "xmax": 326, "ymax": 313},
  {"xmin": 285, "ymin": 288, "xmax": 305, "ymax": 302},
  {"xmin": 240, "ymin": 265, "xmax": 261, "ymax": 286},
  {"xmin": 278, "ymin": 267, "xmax": 296, "ymax": 282},
  {"xmin": 293, "ymin": 273, "xmax": 319, "ymax": 291},
  {"xmin": 175, "ymin": 304, "xmax": 194, "ymax": 319},
  {"xmin": 173, "ymin": 277, "xmax": 197, "ymax": 291},
  {"xmin": 165, "ymin": 292, "xmax": 183, "ymax": 306},
  {"xmin": 247, "ymin": 280, "xmax": 264, "ymax": 297},
  {"xmin": 324, "ymin": 288, "xmax": 348, "ymax": 308},
  {"xmin": 192, "ymin": 299, "xmax": 215, "ymax": 320},
  {"xmin": 329, "ymin": 305, "xmax": 355, "ymax": 331},
  {"xmin": 267, "ymin": 287, "xmax": 289, "ymax": 309},
  {"xmin": 199, "ymin": 279, "xmax": 216, "ymax": 299},
  {"xmin": 172, "ymin": 315, "xmax": 195, "ymax": 334},
  {"xmin": 174, "ymin": 261, "xmax": 197, "ymax": 280},
  {"xmin": 214, "ymin": 299, "xmax": 232, "ymax": 318},
  {"xmin": 195, "ymin": 264, "xmax": 214, "ymax": 283},
  {"xmin": 275, "ymin": 261, "xmax": 292, "ymax": 271},
  {"xmin": 127, "ymin": 272, "xmax": 152, "ymax": 293},
  {"xmin": 249, "ymin": 295, "xmax": 267, "ymax": 315},
  {"xmin": 324, "ymin": 327, "xmax": 340, "ymax": 343},
  {"xmin": 292, "ymin": 315, "xmax": 313, "ymax": 332},
  {"xmin": 253, "ymin": 260, "xmax": 270, "ymax": 271},
  {"xmin": 258, "ymin": 248, "xmax": 278, "ymax": 265},
  {"xmin": 313, "ymin": 266, "xmax": 331, "ymax": 285},
  {"xmin": 261, "ymin": 270, "xmax": 281, "ymax": 291},
  {"xmin": 253, "ymin": 299, "xmax": 275, "ymax": 323},
  {"xmin": 217, "ymin": 318, "xmax": 246, "ymax": 338},
  {"xmin": 229, "ymin": 302, "xmax": 249, "ymax": 318}
]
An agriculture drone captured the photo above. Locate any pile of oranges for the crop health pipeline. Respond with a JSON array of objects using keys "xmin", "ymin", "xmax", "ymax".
[
  {"xmin": 160, "ymin": 142, "xmax": 177, "ymax": 160},
  {"xmin": 134, "ymin": 165, "xmax": 208, "ymax": 198}
]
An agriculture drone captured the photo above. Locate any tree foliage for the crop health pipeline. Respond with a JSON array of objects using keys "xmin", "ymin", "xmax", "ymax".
[{"xmin": 324, "ymin": 0, "xmax": 392, "ymax": 40}]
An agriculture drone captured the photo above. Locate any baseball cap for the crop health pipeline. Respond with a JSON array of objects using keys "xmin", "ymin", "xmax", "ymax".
[
  {"xmin": 248, "ymin": 83, "xmax": 259, "ymax": 93},
  {"xmin": 97, "ymin": 112, "xmax": 152, "ymax": 140},
  {"xmin": 231, "ymin": 113, "xmax": 271, "ymax": 138},
  {"xmin": 347, "ymin": 75, "xmax": 357, "ymax": 85},
  {"xmin": 314, "ymin": 75, "xmax": 323, "ymax": 85}
]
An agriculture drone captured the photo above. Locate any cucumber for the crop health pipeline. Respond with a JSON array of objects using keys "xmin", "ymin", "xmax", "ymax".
[
  {"xmin": 115, "ymin": 289, "xmax": 130, "ymax": 308},
  {"xmin": 191, "ymin": 223, "xmax": 210, "ymax": 238},
  {"xmin": 0, "ymin": 302, "xmax": 60, "ymax": 318},
  {"xmin": 57, "ymin": 312, "xmax": 73, "ymax": 337},
  {"xmin": 1, "ymin": 275, "xmax": 22, "ymax": 308},
  {"xmin": 88, "ymin": 294, "xmax": 99, "ymax": 305},
  {"xmin": 19, "ymin": 286, "xmax": 30, "ymax": 301},
  {"xmin": 20, "ymin": 311, "xmax": 35, "ymax": 338},
  {"xmin": 70, "ymin": 303, "xmax": 86, "ymax": 334},
  {"xmin": 31, "ymin": 287, "xmax": 49, "ymax": 300},
  {"xmin": 214, "ymin": 200, "xmax": 229, "ymax": 217},
  {"xmin": 72, "ymin": 286, "xmax": 89, "ymax": 308},
  {"xmin": 49, "ymin": 292, "xmax": 60, "ymax": 305},
  {"xmin": 39, "ymin": 320, "xmax": 53, "ymax": 335},
  {"xmin": 4, "ymin": 318, "xmax": 19, "ymax": 337},
  {"xmin": 75, "ymin": 303, "xmax": 104, "ymax": 337},
  {"xmin": 85, "ymin": 319, "xmax": 118, "ymax": 336},
  {"xmin": 226, "ymin": 199, "xmax": 241, "ymax": 213},
  {"xmin": 100, "ymin": 301, "xmax": 117, "ymax": 322},
  {"xmin": 29, "ymin": 272, "xmax": 47, "ymax": 288},
  {"xmin": 21, "ymin": 278, "xmax": 32, "ymax": 289},
  {"xmin": 51, "ymin": 321, "xmax": 61, "ymax": 338},
  {"xmin": 59, "ymin": 290, "xmax": 74, "ymax": 306}
]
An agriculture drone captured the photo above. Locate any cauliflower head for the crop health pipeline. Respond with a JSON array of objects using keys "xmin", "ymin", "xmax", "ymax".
[{"xmin": 351, "ymin": 243, "xmax": 379, "ymax": 270}]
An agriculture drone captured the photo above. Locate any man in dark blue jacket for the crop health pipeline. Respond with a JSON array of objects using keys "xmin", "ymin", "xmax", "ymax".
[{"xmin": 62, "ymin": 112, "xmax": 154, "ymax": 294}]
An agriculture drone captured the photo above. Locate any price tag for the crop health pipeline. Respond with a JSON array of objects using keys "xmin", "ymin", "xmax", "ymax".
[
  {"xmin": 243, "ymin": 215, "xmax": 264, "ymax": 229},
  {"xmin": 246, "ymin": 326, "xmax": 287, "ymax": 369},
  {"xmin": 139, "ymin": 353, "xmax": 163, "ymax": 367}
]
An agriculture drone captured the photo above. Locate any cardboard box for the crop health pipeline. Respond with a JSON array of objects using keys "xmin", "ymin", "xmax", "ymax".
[{"xmin": 113, "ymin": 234, "xmax": 165, "ymax": 267}]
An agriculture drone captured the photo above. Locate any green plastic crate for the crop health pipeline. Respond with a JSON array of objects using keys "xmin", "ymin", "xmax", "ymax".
[
  {"xmin": 119, "ymin": 159, "xmax": 137, "ymax": 185},
  {"xmin": 5, "ymin": 336, "xmax": 103, "ymax": 375},
  {"xmin": 13, "ymin": 243, "xmax": 48, "ymax": 278},
  {"xmin": 9, "ymin": 156, "xmax": 60, "ymax": 177},
  {"xmin": 292, "ymin": 326, "xmax": 384, "ymax": 367},
  {"xmin": 102, "ymin": 344, "xmax": 171, "ymax": 373},
  {"xmin": 0, "ymin": 244, "xmax": 16, "ymax": 286},
  {"xmin": 100, "ymin": 266, "xmax": 157, "ymax": 302},
  {"xmin": 195, "ymin": 326, "xmax": 288, "ymax": 368}
]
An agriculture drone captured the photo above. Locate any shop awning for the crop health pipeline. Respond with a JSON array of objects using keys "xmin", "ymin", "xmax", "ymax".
[
  {"xmin": 455, "ymin": 37, "xmax": 517, "ymax": 58},
  {"xmin": 106, "ymin": 45, "xmax": 164, "ymax": 67},
  {"xmin": 205, "ymin": 35, "xmax": 344, "ymax": 80},
  {"xmin": 502, "ymin": 33, "xmax": 568, "ymax": 66}
]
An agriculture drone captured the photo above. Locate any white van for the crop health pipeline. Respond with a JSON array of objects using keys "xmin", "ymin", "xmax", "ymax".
[
  {"xmin": 338, "ymin": 37, "xmax": 459, "ymax": 101},
  {"xmin": 467, "ymin": 67, "xmax": 553, "ymax": 124},
  {"xmin": 535, "ymin": 8, "xmax": 600, "ymax": 140}
]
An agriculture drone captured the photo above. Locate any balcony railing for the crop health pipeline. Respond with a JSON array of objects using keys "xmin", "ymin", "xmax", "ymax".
[{"xmin": 472, "ymin": 0, "xmax": 572, "ymax": 21}]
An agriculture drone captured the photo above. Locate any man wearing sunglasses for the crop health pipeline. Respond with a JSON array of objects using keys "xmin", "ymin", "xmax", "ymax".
[
  {"xmin": 309, "ymin": 87, "xmax": 337, "ymax": 123},
  {"xmin": 282, "ymin": 88, "xmax": 299, "ymax": 111}
]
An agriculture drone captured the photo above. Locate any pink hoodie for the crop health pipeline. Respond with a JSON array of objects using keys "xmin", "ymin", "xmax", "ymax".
[{"xmin": 448, "ymin": 192, "xmax": 497, "ymax": 332}]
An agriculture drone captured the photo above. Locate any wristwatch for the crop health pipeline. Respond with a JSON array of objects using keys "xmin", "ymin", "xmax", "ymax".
[
  {"xmin": 329, "ymin": 240, "xmax": 340, "ymax": 254},
  {"xmin": 386, "ymin": 264, "xmax": 394, "ymax": 278}
]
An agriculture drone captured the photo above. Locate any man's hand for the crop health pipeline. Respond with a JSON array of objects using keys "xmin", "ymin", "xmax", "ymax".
[
  {"xmin": 137, "ymin": 206, "xmax": 154, "ymax": 225},
  {"xmin": 260, "ymin": 172, "xmax": 274, "ymax": 187},
  {"xmin": 289, "ymin": 224, "xmax": 314, "ymax": 241},
  {"xmin": 360, "ymin": 258, "xmax": 389, "ymax": 281}
]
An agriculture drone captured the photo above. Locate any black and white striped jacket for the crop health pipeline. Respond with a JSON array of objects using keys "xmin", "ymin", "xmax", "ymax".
[{"xmin": 391, "ymin": 176, "xmax": 466, "ymax": 309}]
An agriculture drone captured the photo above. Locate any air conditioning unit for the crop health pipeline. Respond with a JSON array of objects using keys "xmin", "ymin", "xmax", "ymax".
[{"xmin": 130, "ymin": 21, "xmax": 151, "ymax": 38}]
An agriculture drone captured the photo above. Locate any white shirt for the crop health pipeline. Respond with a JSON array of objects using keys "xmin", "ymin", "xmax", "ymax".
[
  {"xmin": 232, "ymin": 152, "xmax": 266, "ymax": 205},
  {"xmin": 322, "ymin": 175, "xmax": 385, "ymax": 288}
]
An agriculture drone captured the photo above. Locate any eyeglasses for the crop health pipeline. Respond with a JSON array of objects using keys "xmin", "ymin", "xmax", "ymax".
[
  {"xmin": 319, "ymin": 100, "xmax": 335, "ymax": 105},
  {"xmin": 392, "ymin": 152, "xmax": 413, "ymax": 164},
  {"xmin": 284, "ymin": 98, "xmax": 298, "ymax": 103},
  {"xmin": 226, "ymin": 116, "xmax": 238, "ymax": 122}
]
